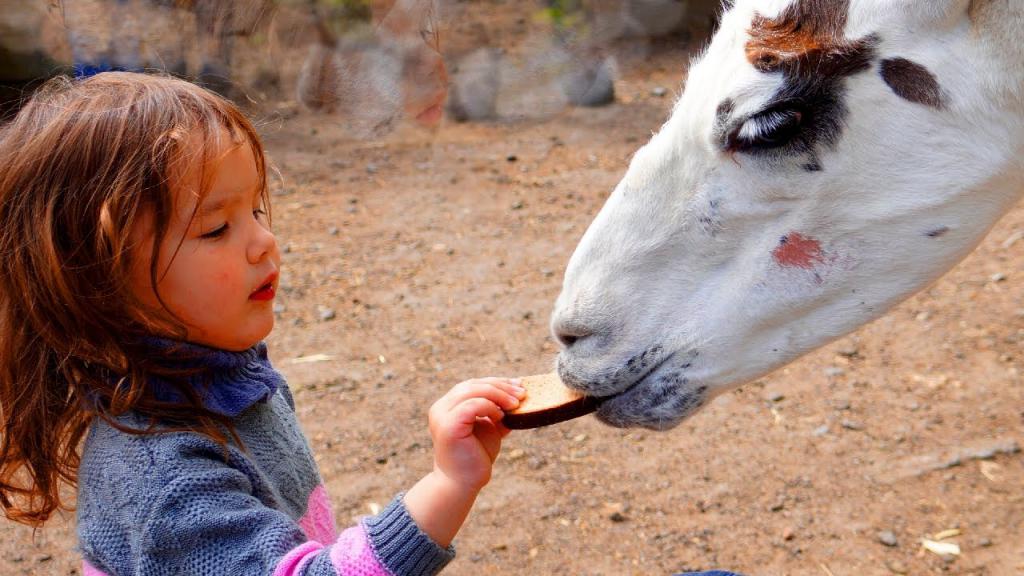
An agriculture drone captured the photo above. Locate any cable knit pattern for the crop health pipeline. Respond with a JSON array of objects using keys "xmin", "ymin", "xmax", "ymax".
[
  {"xmin": 76, "ymin": 341, "xmax": 454, "ymax": 576},
  {"xmin": 299, "ymin": 485, "xmax": 339, "ymax": 544}
]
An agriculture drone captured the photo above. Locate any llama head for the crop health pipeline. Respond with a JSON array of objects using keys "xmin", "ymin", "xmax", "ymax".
[{"xmin": 552, "ymin": 0, "xmax": 1024, "ymax": 430}]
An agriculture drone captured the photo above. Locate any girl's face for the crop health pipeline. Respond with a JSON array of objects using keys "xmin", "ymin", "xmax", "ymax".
[{"xmin": 130, "ymin": 133, "xmax": 280, "ymax": 351}]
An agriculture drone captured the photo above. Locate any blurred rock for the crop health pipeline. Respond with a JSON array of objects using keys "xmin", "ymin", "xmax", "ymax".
[
  {"xmin": 447, "ymin": 47, "xmax": 501, "ymax": 122},
  {"xmin": 561, "ymin": 56, "xmax": 615, "ymax": 107}
]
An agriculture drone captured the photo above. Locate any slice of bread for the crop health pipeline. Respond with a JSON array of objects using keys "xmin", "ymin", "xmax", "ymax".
[{"xmin": 503, "ymin": 373, "xmax": 598, "ymax": 429}]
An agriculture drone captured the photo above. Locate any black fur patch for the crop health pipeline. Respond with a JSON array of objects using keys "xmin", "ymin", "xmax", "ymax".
[{"xmin": 881, "ymin": 58, "xmax": 947, "ymax": 109}]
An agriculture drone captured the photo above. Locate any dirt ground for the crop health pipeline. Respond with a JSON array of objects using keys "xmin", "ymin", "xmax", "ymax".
[{"xmin": 2, "ymin": 3, "xmax": 1023, "ymax": 575}]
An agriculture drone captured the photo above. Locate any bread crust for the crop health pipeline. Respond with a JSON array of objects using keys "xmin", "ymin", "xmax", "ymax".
[{"xmin": 503, "ymin": 373, "xmax": 598, "ymax": 429}]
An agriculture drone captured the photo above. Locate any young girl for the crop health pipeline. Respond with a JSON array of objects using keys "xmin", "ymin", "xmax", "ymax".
[{"xmin": 0, "ymin": 72, "xmax": 525, "ymax": 575}]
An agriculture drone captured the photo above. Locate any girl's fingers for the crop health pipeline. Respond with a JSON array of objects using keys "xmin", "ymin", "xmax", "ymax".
[
  {"xmin": 440, "ymin": 380, "xmax": 522, "ymax": 412},
  {"xmin": 489, "ymin": 379, "xmax": 526, "ymax": 399},
  {"xmin": 448, "ymin": 398, "xmax": 504, "ymax": 432}
]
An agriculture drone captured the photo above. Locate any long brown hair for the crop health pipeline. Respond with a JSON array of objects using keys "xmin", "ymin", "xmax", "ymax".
[{"xmin": 0, "ymin": 72, "xmax": 270, "ymax": 526}]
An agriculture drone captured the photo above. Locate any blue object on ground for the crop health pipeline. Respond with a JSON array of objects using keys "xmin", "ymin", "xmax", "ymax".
[{"xmin": 674, "ymin": 572, "xmax": 745, "ymax": 576}]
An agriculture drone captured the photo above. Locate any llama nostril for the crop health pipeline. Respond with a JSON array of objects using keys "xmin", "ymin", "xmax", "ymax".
[{"xmin": 554, "ymin": 324, "xmax": 594, "ymax": 348}]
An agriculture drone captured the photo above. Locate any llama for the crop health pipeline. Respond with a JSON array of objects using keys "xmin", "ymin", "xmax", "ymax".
[{"xmin": 550, "ymin": 0, "xmax": 1024, "ymax": 430}]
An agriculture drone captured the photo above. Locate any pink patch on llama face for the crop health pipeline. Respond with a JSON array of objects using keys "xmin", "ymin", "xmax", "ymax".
[{"xmin": 772, "ymin": 233, "xmax": 825, "ymax": 269}]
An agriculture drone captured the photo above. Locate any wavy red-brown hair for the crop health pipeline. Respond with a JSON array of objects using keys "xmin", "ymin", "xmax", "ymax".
[{"xmin": 0, "ymin": 72, "xmax": 269, "ymax": 526}]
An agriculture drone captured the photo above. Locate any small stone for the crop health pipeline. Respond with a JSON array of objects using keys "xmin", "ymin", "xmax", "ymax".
[
  {"xmin": 990, "ymin": 272, "xmax": 1007, "ymax": 282},
  {"xmin": 328, "ymin": 226, "xmax": 339, "ymax": 236},
  {"xmin": 375, "ymin": 455, "xmax": 388, "ymax": 465},
  {"xmin": 511, "ymin": 200, "xmax": 525, "ymax": 210},
  {"xmin": 37, "ymin": 554, "xmax": 52, "ymax": 562},
  {"xmin": 782, "ymin": 526, "xmax": 796, "ymax": 541},
  {"xmin": 767, "ymin": 391, "xmax": 785, "ymax": 402},
  {"xmin": 812, "ymin": 424, "xmax": 830, "ymax": 437},
  {"xmin": 318, "ymin": 306, "xmax": 336, "ymax": 321},
  {"xmin": 833, "ymin": 399, "xmax": 851, "ymax": 411},
  {"xmin": 878, "ymin": 530, "xmax": 899, "ymax": 547},
  {"xmin": 836, "ymin": 346, "xmax": 860, "ymax": 358},
  {"xmin": 842, "ymin": 420, "xmax": 864, "ymax": 431},
  {"xmin": 824, "ymin": 367, "xmax": 846, "ymax": 377},
  {"xmin": 976, "ymin": 537, "xmax": 993, "ymax": 547},
  {"xmin": 916, "ymin": 311, "xmax": 931, "ymax": 322},
  {"xmin": 506, "ymin": 154, "xmax": 518, "ymax": 162},
  {"xmin": 651, "ymin": 86, "xmax": 668, "ymax": 97},
  {"xmin": 365, "ymin": 163, "xmax": 378, "ymax": 174},
  {"xmin": 273, "ymin": 302, "xmax": 286, "ymax": 315},
  {"xmin": 506, "ymin": 448, "xmax": 526, "ymax": 461},
  {"xmin": 609, "ymin": 511, "xmax": 628, "ymax": 522},
  {"xmin": 886, "ymin": 559, "xmax": 909, "ymax": 574}
]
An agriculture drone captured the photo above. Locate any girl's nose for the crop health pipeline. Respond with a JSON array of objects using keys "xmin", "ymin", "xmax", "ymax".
[{"xmin": 248, "ymin": 220, "xmax": 278, "ymax": 264}]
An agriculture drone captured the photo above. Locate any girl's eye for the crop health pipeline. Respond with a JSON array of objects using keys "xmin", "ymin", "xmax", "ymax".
[
  {"xmin": 727, "ymin": 105, "xmax": 805, "ymax": 153},
  {"xmin": 253, "ymin": 208, "xmax": 267, "ymax": 220},
  {"xmin": 200, "ymin": 223, "xmax": 228, "ymax": 239}
]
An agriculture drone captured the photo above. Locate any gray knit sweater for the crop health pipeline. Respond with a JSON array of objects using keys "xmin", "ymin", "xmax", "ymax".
[{"xmin": 76, "ymin": 341, "xmax": 454, "ymax": 576}]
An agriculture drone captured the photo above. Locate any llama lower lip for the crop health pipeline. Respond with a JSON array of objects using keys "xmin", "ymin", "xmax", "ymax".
[{"xmin": 250, "ymin": 285, "xmax": 275, "ymax": 301}]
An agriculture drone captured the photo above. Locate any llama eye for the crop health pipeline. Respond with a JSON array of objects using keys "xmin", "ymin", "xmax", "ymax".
[{"xmin": 727, "ymin": 106, "xmax": 804, "ymax": 153}]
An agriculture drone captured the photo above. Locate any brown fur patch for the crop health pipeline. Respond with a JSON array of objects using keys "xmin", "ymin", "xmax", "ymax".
[
  {"xmin": 746, "ymin": 0, "xmax": 875, "ymax": 78},
  {"xmin": 880, "ymin": 58, "xmax": 947, "ymax": 109}
]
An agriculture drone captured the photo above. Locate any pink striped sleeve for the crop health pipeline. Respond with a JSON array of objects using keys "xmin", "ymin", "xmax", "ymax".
[
  {"xmin": 328, "ymin": 526, "xmax": 391, "ymax": 575},
  {"xmin": 272, "ymin": 541, "xmax": 327, "ymax": 576},
  {"xmin": 271, "ymin": 525, "xmax": 390, "ymax": 576}
]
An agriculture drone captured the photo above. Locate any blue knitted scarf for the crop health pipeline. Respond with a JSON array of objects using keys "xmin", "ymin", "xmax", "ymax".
[{"xmin": 144, "ymin": 339, "xmax": 284, "ymax": 417}]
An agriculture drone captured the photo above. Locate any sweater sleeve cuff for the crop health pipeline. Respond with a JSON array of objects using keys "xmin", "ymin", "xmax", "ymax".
[{"xmin": 362, "ymin": 493, "xmax": 455, "ymax": 576}]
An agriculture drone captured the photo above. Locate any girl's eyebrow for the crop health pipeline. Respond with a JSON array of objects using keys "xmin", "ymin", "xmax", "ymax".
[
  {"xmin": 197, "ymin": 182, "xmax": 261, "ymax": 218},
  {"xmin": 197, "ymin": 197, "xmax": 229, "ymax": 218}
]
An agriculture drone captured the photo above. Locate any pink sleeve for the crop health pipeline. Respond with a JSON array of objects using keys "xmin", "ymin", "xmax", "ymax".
[{"xmin": 272, "ymin": 525, "xmax": 390, "ymax": 576}]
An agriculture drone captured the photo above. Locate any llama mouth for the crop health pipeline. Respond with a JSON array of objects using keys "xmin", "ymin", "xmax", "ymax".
[
  {"xmin": 594, "ymin": 352, "xmax": 708, "ymax": 430},
  {"xmin": 602, "ymin": 352, "xmax": 675, "ymax": 400},
  {"xmin": 559, "ymin": 346, "xmax": 674, "ymax": 401}
]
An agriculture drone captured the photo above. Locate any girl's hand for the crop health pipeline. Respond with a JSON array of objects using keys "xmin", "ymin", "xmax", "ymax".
[
  {"xmin": 404, "ymin": 377, "xmax": 525, "ymax": 547},
  {"xmin": 428, "ymin": 377, "xmax": 525, "ymax": 490}
]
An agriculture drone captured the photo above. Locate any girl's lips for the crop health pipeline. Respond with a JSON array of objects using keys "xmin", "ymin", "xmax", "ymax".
[
  {"xmin": 250, "ymin": 272, "xmax": 277, "ymax": 301},
  {"xmin": 249, "ymin": 284, "xmax": 276, "ymax": 301}
]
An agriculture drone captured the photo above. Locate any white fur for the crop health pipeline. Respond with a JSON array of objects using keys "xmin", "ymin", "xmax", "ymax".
[{"xmin": 553, "ymin": 0, "xmax": 1024, "ymax": 429}]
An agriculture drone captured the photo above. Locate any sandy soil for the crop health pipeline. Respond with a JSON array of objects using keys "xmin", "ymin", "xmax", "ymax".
[{"xmin": 2, "ymin": 3, "xmax": 1022, "ymax": 575}]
